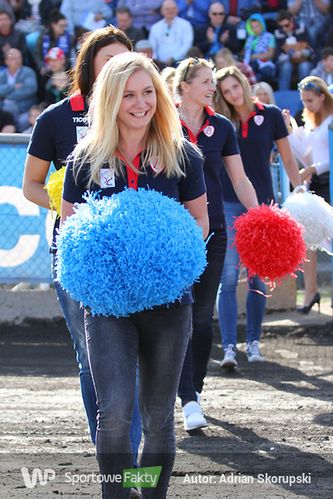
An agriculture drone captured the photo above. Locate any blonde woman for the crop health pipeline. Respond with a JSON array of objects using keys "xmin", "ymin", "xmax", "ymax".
[
  {"xmin": 214, "ymin": 66, "xmax": 303, "ymax": 368},
  {"xmin": 284, "ymin": 76, "xmax": 333, "ymax": 313},
  {"xmin": 61, "ymin": 52, "xmax": 209, "ymax": 499},
  {"xmin": 22, "ymin": 26, "xmax": 140, "ymax": 452},
  {"xmin": 173, "ymin": 57, "xmax": 258, "ymax": 430}
]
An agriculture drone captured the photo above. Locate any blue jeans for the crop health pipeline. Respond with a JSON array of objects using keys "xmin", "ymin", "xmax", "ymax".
[
  {"xmin": 178, "ymin": 229, "xmax": 227, "ymax": 403},
  {"xmin": 85, "ymin": 304, "xmax": 192, "ymax": 499},
  {"xmin": 217, "ymin": 202, "xmax": 266, "ymax": 349},
  {"xmin": 250, "ymin": 60, "xmax": 276, "ymax": 84},
  {"xmin": 52, "ymin": 255, "xmax": 142, "ymax": 459},
  {"xmin": 278, "ymin": 60, "xmax": 313, "ymax": 91}
]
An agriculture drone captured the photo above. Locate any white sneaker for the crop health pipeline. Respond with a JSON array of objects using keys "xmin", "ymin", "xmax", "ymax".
[
  {"xmin": 130, "ymin": 488, "xmax": 142, "ymax": 498},
  {"xmin": 220, "ymin": 344, "xmax": 238, "ymax": 368},
  {"xmin": 183, "ymin": 401, "xmax": 208, "ymax": 431},
  {"xmin": 247, "ymin": 340, "xmax": 265, "ymax": 362}
]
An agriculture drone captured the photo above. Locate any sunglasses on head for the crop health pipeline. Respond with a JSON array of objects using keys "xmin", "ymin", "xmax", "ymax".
[
  {"xmin": 298, "ymin": 81, "xmax": 322, "ymax": 93},
  {"xmin": 183, "ymin": 57, "xmax": 200, "ymax": 82}
]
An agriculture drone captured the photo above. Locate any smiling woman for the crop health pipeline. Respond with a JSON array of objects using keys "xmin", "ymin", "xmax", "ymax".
[
  {"xmin": 60, "ymin": 52, "xmax": 209, "ymax": 499},
  {"xmin": 214, "ymin": 66, "xmax": 303, "ymax": 368},
  {"xmin": 21, "ymin": 26, "xmax": 140, "ymax": 456},
  {"xmin": 117, "ymin": 70, "xmax": 157, "ymax": 134},
  {"xmin": 173, "ymin": 58, "xmax": 258, "ymax": 432}
]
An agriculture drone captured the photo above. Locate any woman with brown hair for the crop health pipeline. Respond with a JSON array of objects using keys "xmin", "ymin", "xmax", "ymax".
[{"xmin": 214, "ymin": 66, "xmax": 303, "ymax": 368}]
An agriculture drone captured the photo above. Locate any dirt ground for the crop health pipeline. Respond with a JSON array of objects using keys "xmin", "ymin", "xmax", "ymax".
[{"xmin": 0, "ymin": 315, "xmax": 332, "ymax": 499}]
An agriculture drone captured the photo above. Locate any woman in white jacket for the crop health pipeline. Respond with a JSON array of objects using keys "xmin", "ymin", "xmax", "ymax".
[{"xmin": 284, "ymin": 76, "xmax": 333, "ymax": 313}]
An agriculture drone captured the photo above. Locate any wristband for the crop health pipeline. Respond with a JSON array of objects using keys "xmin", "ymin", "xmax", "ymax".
[{"xmin": 294, "ymin": 184, "xmax": 306, "ymax": 193}]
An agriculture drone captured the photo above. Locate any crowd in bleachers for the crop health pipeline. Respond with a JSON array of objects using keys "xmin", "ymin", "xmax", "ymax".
[{"xmin": 0, "ymin": 0, "xmax": 332, "ymax": 132}]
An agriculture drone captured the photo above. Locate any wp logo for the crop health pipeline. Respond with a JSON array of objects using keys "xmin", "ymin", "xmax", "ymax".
[{"xmin": 21, "ymin": 467, "xmax": 55, "ymax": 488}]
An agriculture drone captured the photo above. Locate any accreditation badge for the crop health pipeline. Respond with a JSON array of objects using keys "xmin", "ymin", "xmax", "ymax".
[
  {"xmin": 76, "ymin": 125, "xmax": 88, "ymax": 142},
  {"xmin": 100, "ymin": 168, "xmax": 115, "ymax": 188}
]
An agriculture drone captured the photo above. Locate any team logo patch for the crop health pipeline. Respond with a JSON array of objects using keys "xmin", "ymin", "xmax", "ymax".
[
  {"xmin": 100, "ymin": 168, "xmax": 115, "ymax": 188},
  {"xmin": 150, "ymin": 158, "xmax": 162, "ymax": 173},
  {"xmin": 203, "ymin": 125, "xmax": 214, "ymax": 137},
  {"xmin": 254, "ymin": 115, "xmax": 264, "ymax": 126}
]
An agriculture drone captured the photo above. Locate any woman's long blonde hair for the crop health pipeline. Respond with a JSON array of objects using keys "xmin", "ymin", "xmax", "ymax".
[
  {"xmin": 73, "ymin": 52, "xmax": 186, "ymax": 187},
  {"xmin": 298, "ymin": 76, "xmax": 333, "ymax": 128},
  {"xmin": 214, "ymin": 66, "xmax": 254, "ymax": 122}
]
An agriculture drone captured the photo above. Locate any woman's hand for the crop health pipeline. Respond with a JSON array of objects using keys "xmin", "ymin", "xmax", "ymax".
[
  {"xmin": 281, "ymin": 108, "xmax": 292, "ymax": 132},
  {"xmin": 299, "ymin": 165, "xmax": 316, "ymax": 182}
]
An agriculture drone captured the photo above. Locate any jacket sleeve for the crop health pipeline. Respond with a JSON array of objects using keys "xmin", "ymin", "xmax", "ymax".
[{"xmin": 5, "ymin": 68, "xmax": 37, "ymax": 101}]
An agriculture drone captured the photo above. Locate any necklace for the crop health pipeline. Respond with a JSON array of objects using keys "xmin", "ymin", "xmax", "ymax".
[{"xmin": 179, "ymin": 111, "xmax": 205, "ymax": 132}]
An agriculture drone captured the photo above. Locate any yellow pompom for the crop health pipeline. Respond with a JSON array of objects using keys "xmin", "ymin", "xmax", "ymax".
[{"xmin": 45, "ymin": 166, "xmax": 66, "ymax": 216}]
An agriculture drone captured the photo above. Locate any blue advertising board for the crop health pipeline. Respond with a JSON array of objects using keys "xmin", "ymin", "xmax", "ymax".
[{"xmin": 0, "ymin": 135, "xmax": 52, "ymax": 283}]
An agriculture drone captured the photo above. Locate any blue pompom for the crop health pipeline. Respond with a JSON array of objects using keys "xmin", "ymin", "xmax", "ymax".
[{"xmin": 56, "ymin": 189, "xmax": 207, "ymax": 316}]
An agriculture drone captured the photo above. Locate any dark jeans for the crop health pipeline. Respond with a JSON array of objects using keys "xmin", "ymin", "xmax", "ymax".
[
  {"xmin": 250, "ymin": 60, "xmax": 276, "ymax": 85},
  {"xmin": 178, "ymin": 229, "xmax": 227, "ymax": 403},
  {"xmin": 52, "ymin": 255, "xmax": 142, "ymax": 459},
  {"xmin": 85, "ymin": 304, "xmax": 192, "ymax": 499}
]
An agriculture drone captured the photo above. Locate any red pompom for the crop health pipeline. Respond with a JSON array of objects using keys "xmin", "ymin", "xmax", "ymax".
[{"xmin": 234, "ymin": 204, "xmax": 306, "ymax": 283}]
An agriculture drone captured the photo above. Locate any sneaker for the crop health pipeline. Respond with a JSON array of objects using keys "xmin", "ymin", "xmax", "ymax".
[
  {"xmin": 130, "ymin": 487, "xmax": 142, "ymax": 498},
  {"xmin": 183, "ymin": 401, "xmax": 208, "ymax": 431},
  {"xmin": 220, "ymin": 344, "xmax": 238, "ymax": 369},
  {"xmin": 247, "ymin": 340, "xmax": 265, "ymax": 362}
]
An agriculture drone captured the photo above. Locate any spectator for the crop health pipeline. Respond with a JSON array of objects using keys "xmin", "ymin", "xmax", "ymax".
[
  {"xmin": 0, "ymin": 1, "xmax": 14, "ymax": 22},
  {"xmin": 22, "ymin": 103, "xmax": 46, "ymax": 133},
  {"xmin": 252, "ymin": 80, "xmax": 275, "ymax": 103},
  {"xmin": 288, "ymin": 0, "xmax": 330, "ymax": 50},
  {"xmin": 177, "ymin": 0, "xmax": 211, "ymax": 30},
  {"xmin": 116, "ymin": 7, "xmax": 145, "ymax": 46},
  {"xmin": 258, "ymin": 1, "xmax": 288, "ymax": 32},
  {"xmin": 186, "ymin": 45, "xmax": 203, "ymax": 58},
  {"xmin": 14, "ymin": 0, "xmax": 57, "ymax": 30},
  {"xmin": 0, "ymin": 107, "xmax": 15, "ymax": 132},
  {"xmin": 117, "ymin": 0, "xmax": 163, "ymax": 33},
  {"xmin": 0, "ymin": 47, "xmax": 37, "ymax": 131},
  {"xmin": 161, "ymin": 65, "xmax": 176, "ymax": 94},
  {"xmin": 43, "ymin": 47, "xmax": 70, "ymax": 105},
  {"xmin": 275, "ymin": 10, "xmax": 314, "ymax": 90},
  {"xmin": 0, "ymin": 10, "xmax": 29, "ymax": 67},
  {"xmin": 243, "ymin": 12, "xmax": 276, "ymax": 84},
  {"xmin": 220, "ymin": 0, "xmax": 260, "ymax": 25},
  {"xmin": 134, "ymin": 39, "xmax": 166, "ymax": 70},
  {"xmin": 60, "ymin": 0, "xmax": 112, "ymax": 36},
  {"xmin": 311, "ymin": 47, "xmax": 333, "ymax": 86},
  {"xmin": 34, "ymin": 11, "xmax": 73, "ymax": 75},
  {"xmin": 148, "ymin": 0, "xmax": 194, "ymax": 66},
  {"xmin": 198, "ymin": 2, "xmax": 244, "ymax": 58},
  {"xmin": 215, "ymin": 47, "xmax": 257, "ymax": 84}
]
